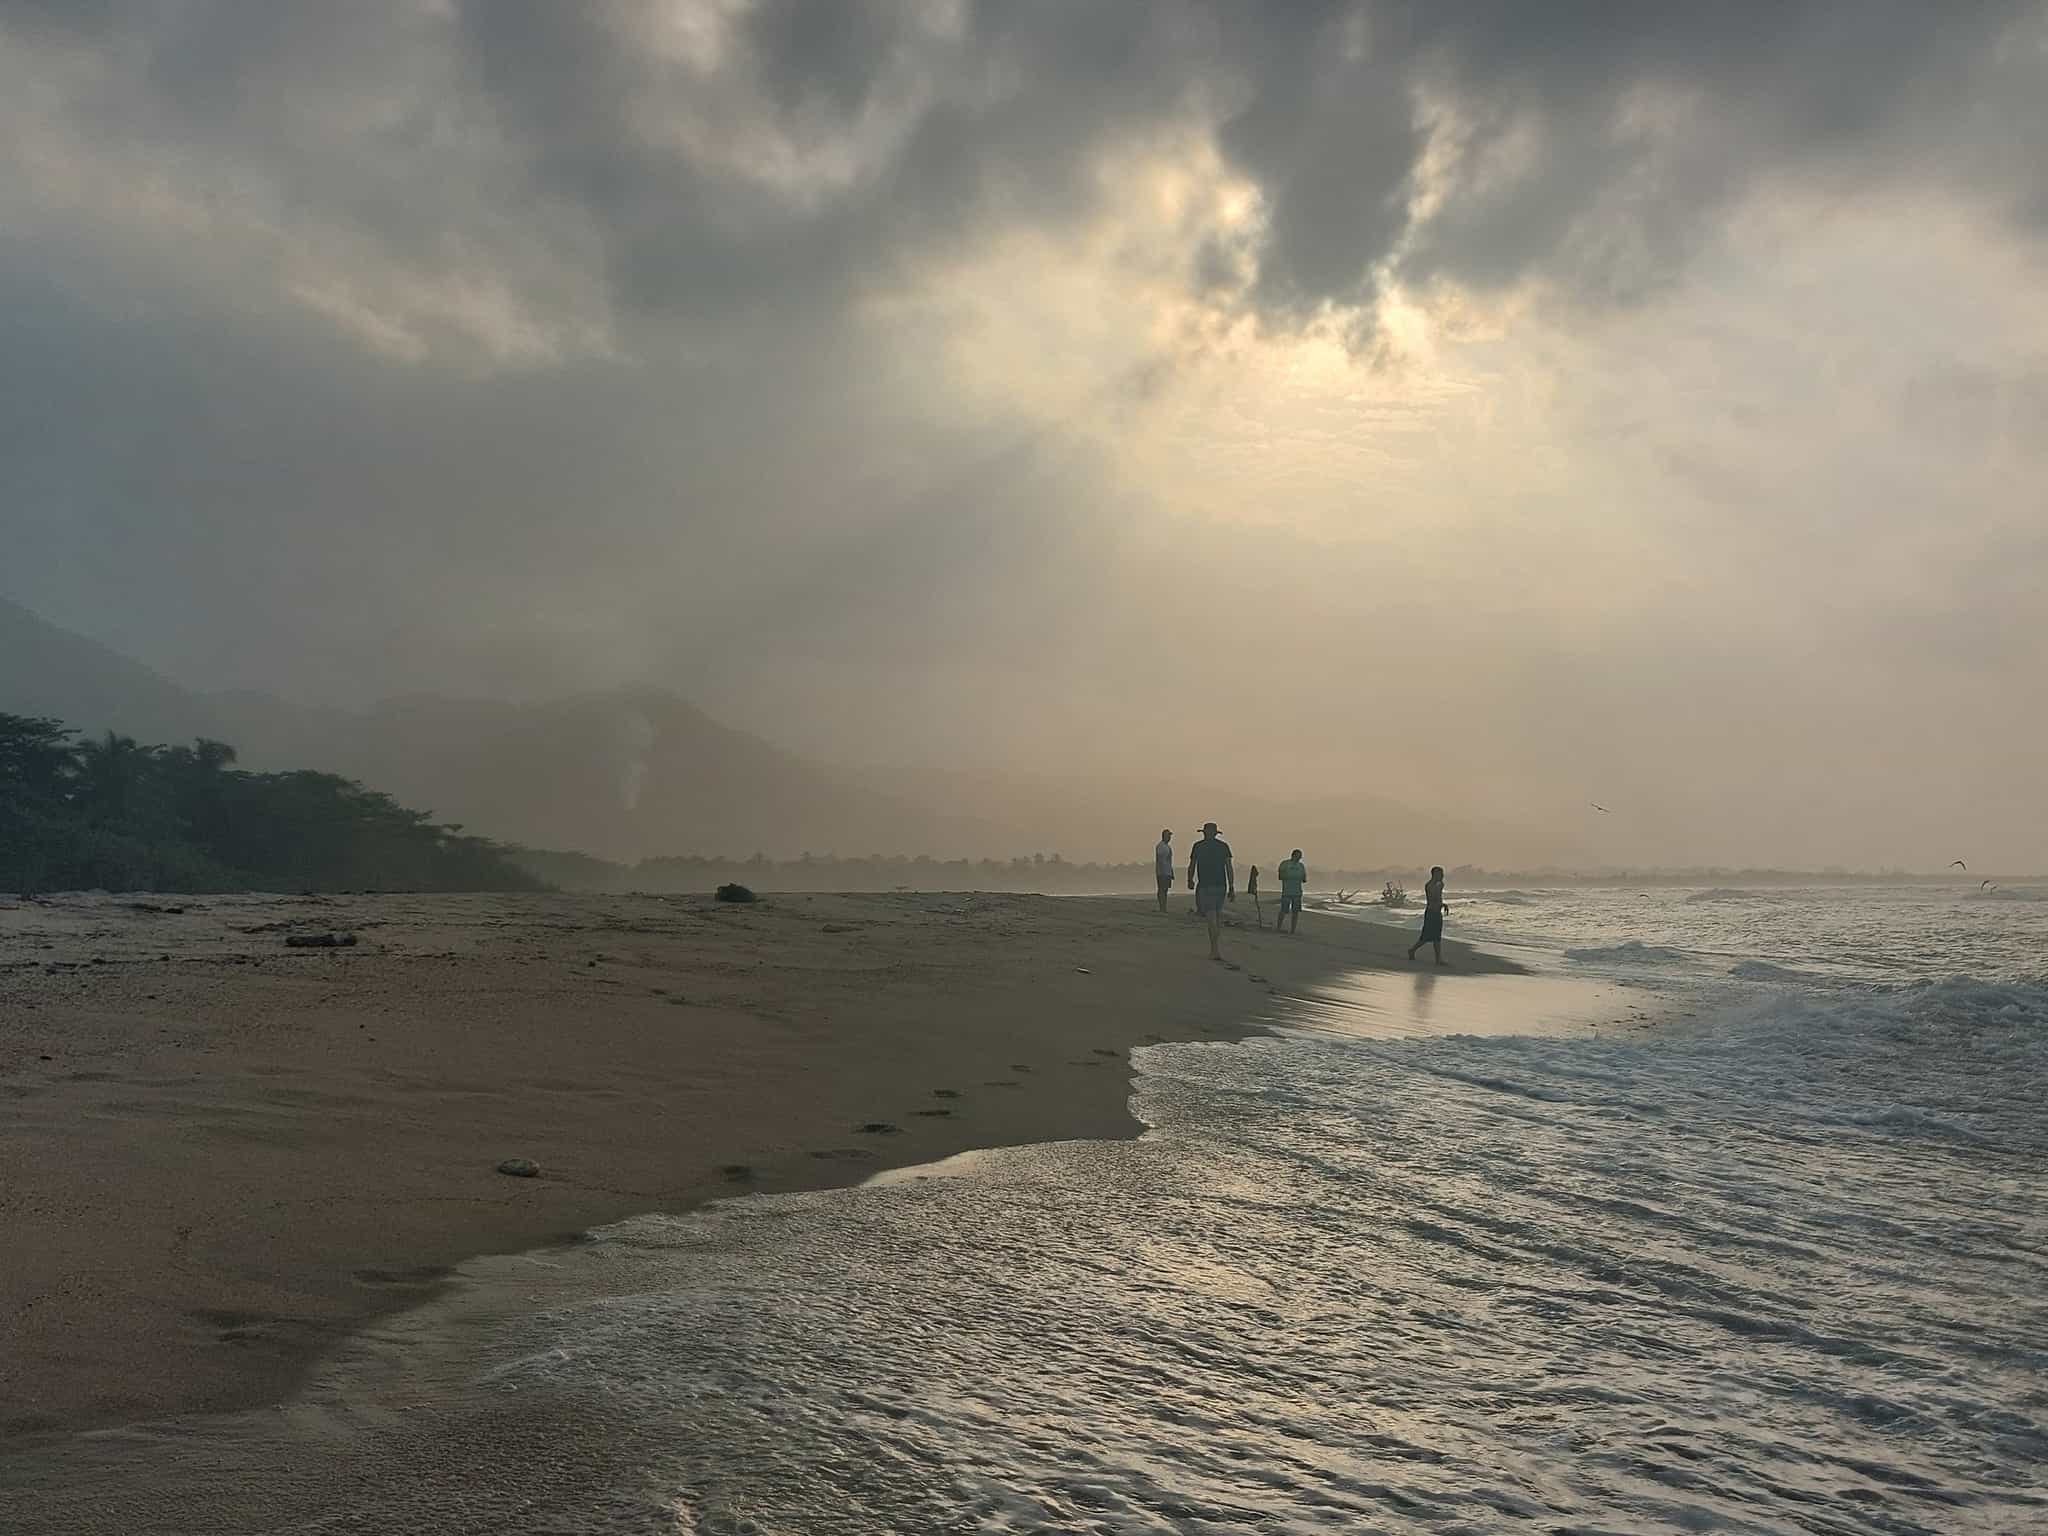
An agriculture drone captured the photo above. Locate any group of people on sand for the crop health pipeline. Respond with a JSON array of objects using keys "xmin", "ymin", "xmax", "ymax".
[{"xmin": 1153, "ymin": 825, "xmax": 1451, "ymax": 966}]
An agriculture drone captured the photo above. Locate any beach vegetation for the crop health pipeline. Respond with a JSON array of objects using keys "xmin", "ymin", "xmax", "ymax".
[{"xmin": 0, "ymin": 712, "xmax": 543, "ymax": 894}]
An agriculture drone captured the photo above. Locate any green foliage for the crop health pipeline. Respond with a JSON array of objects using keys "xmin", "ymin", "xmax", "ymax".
[{"xmin": 0, "ymin": 713, "xmax": 542, "ymax": 894}]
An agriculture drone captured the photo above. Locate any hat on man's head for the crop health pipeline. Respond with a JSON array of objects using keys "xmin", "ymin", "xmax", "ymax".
[{"xmin": 1201, "ymin": 821, "xmax": 1219, "ymax": 833}]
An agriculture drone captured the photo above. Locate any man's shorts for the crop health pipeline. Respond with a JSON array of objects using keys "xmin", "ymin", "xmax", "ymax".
[
  {"xmin": 1195, "ymin": 883, "xmax": 1229, "ymax": 916},
  {"xmin": 1278, "ymin": 892, "xmax": 1302, "ymax": 916},
  {"xmin": 1157, "ymin": 874, "xmax": 1173, "ymax": 897}
]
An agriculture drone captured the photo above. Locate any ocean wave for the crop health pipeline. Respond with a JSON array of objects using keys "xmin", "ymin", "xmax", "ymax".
[
  {"xmin": 1708, "ymin": 976, "xmax": 2048, "ymax": 1142},
  {"xmin": 1830, "ymin": 1103, "xmax": 1996, "ymax": 1144},
  {"xmin": 1563, "ymin": 940, "xmax": 1692, "ymax": 964},
  {"xmin": 1384, "ymin": 974, "xmax": 2047, "ymax": 1155},
  {"xmin": 1729, "ymin": 959, "xmax": 1823, "ymax": 983},
  {"xmin": 1684, "ymin": 887, "xmax": 1766, "ymax": 903},
  {"xmin": 1739, "ymin": 972, "xmax": 2047, "ymax": 1037}
]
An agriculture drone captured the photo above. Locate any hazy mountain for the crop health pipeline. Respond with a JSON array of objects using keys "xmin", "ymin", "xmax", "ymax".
[
  {"xmin": 0, "ymin": 595, "xmax": 224, "ymax": 746},
  {"xmin": 2, "ymin": 600, "xmax": 1547, "ymax": 867},
  {"xmin": 0, "ymin": 601, "xmax": 965, "ymax": 862},
  {"xmin": 321, "ymin": 689, "xmax": 973, "ymax": 864}
]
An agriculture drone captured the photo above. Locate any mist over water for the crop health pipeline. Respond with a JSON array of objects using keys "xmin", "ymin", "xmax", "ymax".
[{"xmin": 8, "ymin": 886, "xmax": 2043, "ymax": 1534}]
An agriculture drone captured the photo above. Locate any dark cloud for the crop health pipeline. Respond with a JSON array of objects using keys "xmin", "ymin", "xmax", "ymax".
[
  {"xmin": 6, "ymin": 1, "xmax": 2038, "ymax": 340},
  {"xmin": 2, "ymin": 1, "xmax": 2045, "ymax": 867},
  {"xmin": 435, "ymin": 0, "xmax": 2044, "ymax": 323},
  {"xmin": 1391, "ymin": 1, "xmax": 2046, "ymax": 301}
]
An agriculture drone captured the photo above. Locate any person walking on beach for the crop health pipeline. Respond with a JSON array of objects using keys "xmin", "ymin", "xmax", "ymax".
[
  {"xmin": 1276, "ymin": 849, "xmax": 1307, "ymax": 935},
  {"xmin": 1407, "ymin": 866, "xmax": 1449, "ymax": 965},
  {"xmin": 1154, "ymin": 829, "xmax": 1175, "ymax": 913},
  {"xmin": 1187, "ymin": 821, "xmax": 1234, "ymax": 960}
]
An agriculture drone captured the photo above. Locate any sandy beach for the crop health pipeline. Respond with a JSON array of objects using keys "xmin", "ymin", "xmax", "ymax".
[{"xmin": 0, "ymin": 888, "xmax": 1524, "ymax": 1443}]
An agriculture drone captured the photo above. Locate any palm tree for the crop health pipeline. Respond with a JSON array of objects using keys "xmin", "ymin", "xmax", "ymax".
[
  {"xmin": 164, "ymin": 737, "xmax": 240, "ymax": 845},
  {"xmin": 0, "ymin": 714, "xmax": 77, "ymax": 802},
  {"xmin": 74, "ymin": 731, "xmax": 163, "ymax": 827}
]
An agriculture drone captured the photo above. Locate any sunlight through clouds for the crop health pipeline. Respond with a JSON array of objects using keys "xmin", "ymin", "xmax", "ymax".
[{"xmin": 1, "ymin": 1, "xmax": 2043, "ymax": 867}]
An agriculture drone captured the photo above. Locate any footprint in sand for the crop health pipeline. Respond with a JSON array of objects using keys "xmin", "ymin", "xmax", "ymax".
[
  {"xmin": 718, "ymin": 1163, "xmax": 755, "ymax": 1182},
  {"xmin": 930, "ymin": 1088, "xmax": 961, "ymax": 1098},
  {"xmin": 912, "ymin": 1107, "xmax": 954, "ymax": 1118},
  {"xmin": 1091, "ymin": 1048, "xmax": 1122, "ymax": 1058},
  {"xmin": 809, "ymin": 1147, "xmax": 877, "ymax": 1161},
  {"xmin": 854, "ymin": 1121, "xmax": 901, "ymax": 1135},
  {"xmin": 1009, "ymin": 1063, "xmax": 1034, "ymax": 1073},
  {"xmin": 982, "ymin": 1079, "xmax": 1021, "ymax": 1088}
]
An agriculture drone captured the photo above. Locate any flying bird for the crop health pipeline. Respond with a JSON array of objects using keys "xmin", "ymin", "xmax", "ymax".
[
  {"xmin": 1951, "ymin": 859, "xmax": 1968, "ymax": 870},
  {"xmin": 1589, "ymin": 802, "xmax": 1611, "ymax": 814}
]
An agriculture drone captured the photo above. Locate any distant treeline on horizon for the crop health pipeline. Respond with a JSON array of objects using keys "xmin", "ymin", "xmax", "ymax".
[
  {"xmin": 1, "ymin": 713, "xmax": 540, "ymax": 895},
  {"xmin": 511, "ymin": 848, "xmax": 2008, "ymax": 895}
]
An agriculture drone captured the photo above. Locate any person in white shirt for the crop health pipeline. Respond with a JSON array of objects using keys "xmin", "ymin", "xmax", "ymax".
[{"xmin": 1154, "ymin": 829, "xmax": 1175, "ymax": 913}]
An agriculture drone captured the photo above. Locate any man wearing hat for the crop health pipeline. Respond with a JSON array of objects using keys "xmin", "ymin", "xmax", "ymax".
[{"xmin": 1185, "ymin": 821, "xmax": 1235, "ymax": 961}]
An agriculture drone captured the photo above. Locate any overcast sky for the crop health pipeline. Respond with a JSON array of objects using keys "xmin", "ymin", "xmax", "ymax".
[{"xmin": 3, "ymin": 2, "xmax": 2044, "ymax": 868}]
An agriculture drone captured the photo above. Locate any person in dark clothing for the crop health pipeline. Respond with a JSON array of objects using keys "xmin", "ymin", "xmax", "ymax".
[
  {"xmin": 1407, "ymin": 865, "xmax": 1449, "ymax": 965},
  {"xmin": 1186, "ymin": 821, "xmax": 1235, "ymax": 960}
]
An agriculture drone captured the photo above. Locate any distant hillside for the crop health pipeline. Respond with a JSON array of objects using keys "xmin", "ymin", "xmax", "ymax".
[
  {"xmin": 315, "ymin": 689, "xmax": 971, "ymax": 864},
  {"xmin": 0, "ymin": 601, "xmax": 962, "ymax": 862},
  {"xmin": 0, "ymin": 599, "xmax": 1548, "ymax": 867},
  {"xmin": 0, "ymin": 596, "xmax": 223, "ymax": 745}
]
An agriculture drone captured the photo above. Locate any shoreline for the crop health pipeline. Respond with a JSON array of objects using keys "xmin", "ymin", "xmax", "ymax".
[{"xmin": 1, "ymin": 888, "xmax": 1527, "ymax": 1445}]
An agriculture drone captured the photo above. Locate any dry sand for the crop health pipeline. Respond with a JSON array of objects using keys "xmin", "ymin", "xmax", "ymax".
[{"xmin": 1, "ymin": 888, "xmax": 1525, "ymax": 1443}]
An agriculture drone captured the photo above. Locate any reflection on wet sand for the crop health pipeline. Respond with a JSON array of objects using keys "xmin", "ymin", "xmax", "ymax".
[{"xmin": 1274, "ymin": 965, "xmax": 1629, "ymax": 1040}]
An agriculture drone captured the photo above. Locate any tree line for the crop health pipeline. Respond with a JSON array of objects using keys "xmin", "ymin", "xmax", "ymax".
[{"xmin": 0, "ymin": 713, "xmax": 541, "ymax": 894}]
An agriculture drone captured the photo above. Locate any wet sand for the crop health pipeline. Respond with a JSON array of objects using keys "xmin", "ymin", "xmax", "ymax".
[{"xmin": 0, "ymin": 888, "xmax": 1522, "ymax": 1443}]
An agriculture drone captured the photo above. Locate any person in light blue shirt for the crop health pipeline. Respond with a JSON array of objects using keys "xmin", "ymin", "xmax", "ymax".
[{"xmin": 1276, "ymin": 849, "xmax": 1307, "ymax": 934}]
